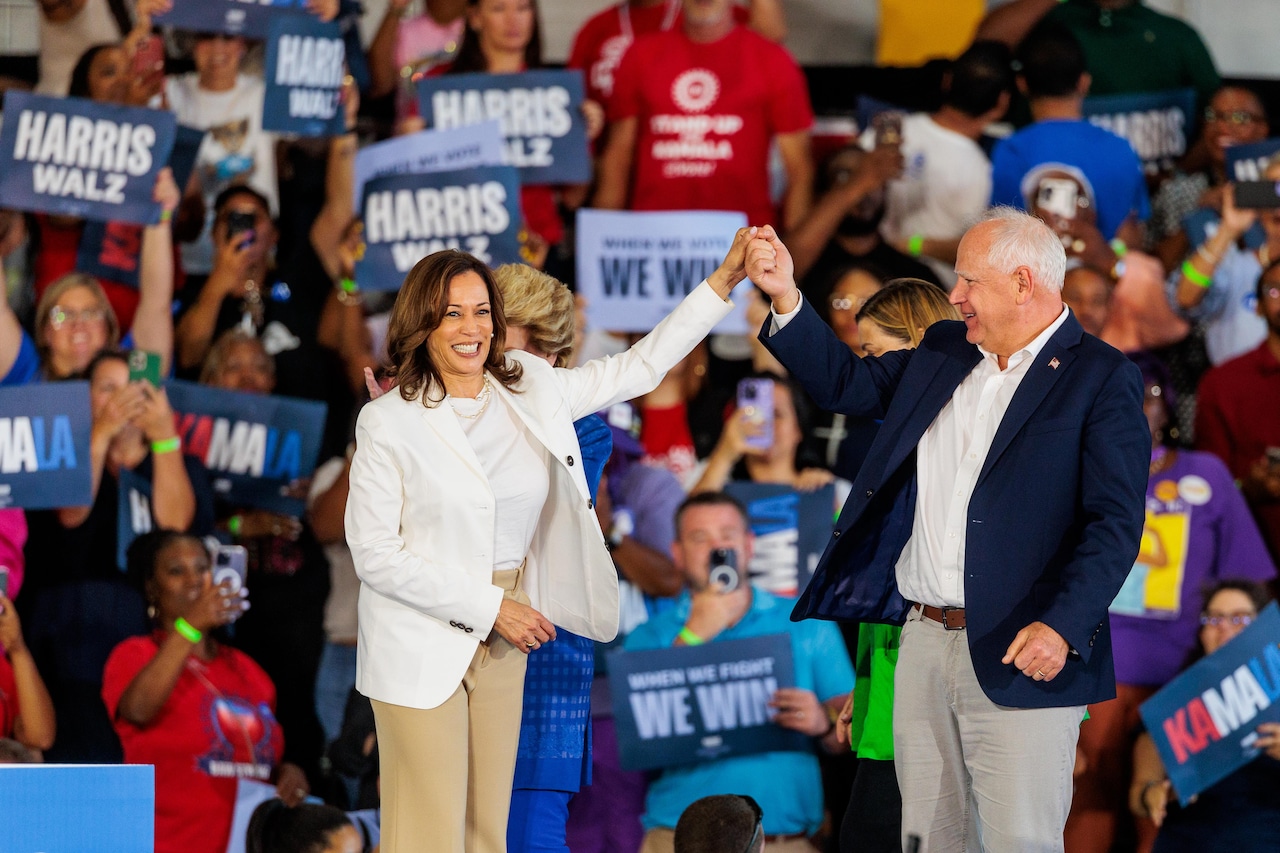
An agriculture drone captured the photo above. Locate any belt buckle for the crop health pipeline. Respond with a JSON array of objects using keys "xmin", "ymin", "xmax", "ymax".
[{"xmin": 940, "ymin": 606, "xmax": 965, "ymax": 630}]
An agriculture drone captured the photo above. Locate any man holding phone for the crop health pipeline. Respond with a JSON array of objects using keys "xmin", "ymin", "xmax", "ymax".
[{"xmin": 622, "ymin": 492, "xmax": 852, "ymax": 853}]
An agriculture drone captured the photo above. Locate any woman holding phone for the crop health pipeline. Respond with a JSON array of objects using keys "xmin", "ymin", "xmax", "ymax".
[
  {"xmin": 346, "ymin": 232, "xmax": 749, "ymax": 853},
  {"xmin": 103, "ymin": 529, "xmax": 309, "ymax": 853}
]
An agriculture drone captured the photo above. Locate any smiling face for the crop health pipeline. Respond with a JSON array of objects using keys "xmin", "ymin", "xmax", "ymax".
[
  {"xmin": 951, "ymin": 222, "xmax": 1025, "ymax": 356},
  {"xmin": 210, "ymin": 338, "xmax": 275, "ymax": 396},
  {"xmin": 426, "ymin": 272, "xmax": 494, "ymax": 394},
  {"xmin": 1204, "ymin": 87, "xmax": 1268, "ymax": 165},
  {"xmin": 193, "ymin": 33, "xmax": 246, "ymax": 86},
  {"xmin": 1199, "ymin": 588, "xmax": 1259, "ymax": 655},
  {"xmin": 45, "ymin": 284, "xmax": 111, "ymax": 376},
  {"xmin": 146, "ymin": 537, "xmax": 213, "ymax": 625}
]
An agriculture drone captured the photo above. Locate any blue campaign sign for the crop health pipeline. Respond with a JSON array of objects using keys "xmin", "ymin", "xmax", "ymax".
[
  {"xmin": 608, "ymin": 633, "xmax": 806, "ymax": 771},
  {"xmin": 354, "ymin": 166, "xmax": 523, "ymax": 292},
  {"xmin": 0, "ymin": 382, "xmax": 92, "ymax": 511},
  {"xmin": 1139, "ymin": 602, "xmax": 1280, "ymax": 804},
  {"xmin": 0, "ymin": 92, "xmax": 177, "ymax": 225},
  {"xmin": 155, "ymin": 0, "xmax": 309, "ymax": 38},
  {"xmin": 417, "ymin": 69, "xmax": 592, "ymax": 185},
  {"xmin": 263, "ymin": 13, "xmax": 348, "ymax": 137},
  {"xmin": 0, "ymin": 764, "xmax": 153, "ymax": 853},
  {"xmin": 165, "ymin": 380, "xmax": 326, "ymax": 515},
  {"xmin": 171, "ymin": 125, "xmax": 208, "ymax": 193},
  {"xmin": 352, "ymin": 122, "xmax": 506, "ymax": 213},
  {"xmin": 1083, "ymin": 88, "xmax": 1197, "ymax": 172},
  {"xmin": 726, "ymin": 482, "xmax": 835, "ymax": 600},
  {"xmin": 1225, "ymin": 138, "xmax": 1280, "ymax": 182}
]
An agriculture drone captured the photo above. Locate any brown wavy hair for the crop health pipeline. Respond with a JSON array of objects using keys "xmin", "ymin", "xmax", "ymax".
[
  {"xmin": 856, "ymin": 278, "xmax": 958, "ymax": 348},
  {"xmin": 384, "ymin": 250, "xmax": 522, "ymax": 405}
]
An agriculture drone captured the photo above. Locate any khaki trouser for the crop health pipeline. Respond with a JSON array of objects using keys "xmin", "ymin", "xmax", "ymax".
[{"xmin": 371, "ymin": 568, "xmax": 529, "ymax": 853}]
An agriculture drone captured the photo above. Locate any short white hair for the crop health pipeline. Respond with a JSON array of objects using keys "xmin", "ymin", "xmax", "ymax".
[{"xmin": 979, "ymin": 206, "xmax": 1066, "ymax": 292}]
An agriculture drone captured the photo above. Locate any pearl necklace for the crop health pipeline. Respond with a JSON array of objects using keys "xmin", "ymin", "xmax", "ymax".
[{"xmin": 449, "ymin": 376, "xmax": 492, "ymax": 420}]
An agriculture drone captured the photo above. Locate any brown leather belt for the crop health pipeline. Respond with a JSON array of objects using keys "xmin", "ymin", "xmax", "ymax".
[{"xmin": 916, "ymin": 603, "xmax": 967, "ymax": 630}]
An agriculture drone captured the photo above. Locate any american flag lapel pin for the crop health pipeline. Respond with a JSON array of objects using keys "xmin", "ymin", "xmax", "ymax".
[{"xmin": 1048, "ymin": 357, "xmax": 1061, "ymax": 370}]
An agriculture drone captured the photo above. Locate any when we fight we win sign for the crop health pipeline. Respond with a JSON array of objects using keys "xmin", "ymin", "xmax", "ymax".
[{"xmin": 0, "ymin": 93, "xmax": 176, "ymax": 224}]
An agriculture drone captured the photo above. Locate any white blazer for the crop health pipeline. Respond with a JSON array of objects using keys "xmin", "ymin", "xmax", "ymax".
[{"xmin": 345, "ymin": 281, "xmax": 733, "ymax": 709}]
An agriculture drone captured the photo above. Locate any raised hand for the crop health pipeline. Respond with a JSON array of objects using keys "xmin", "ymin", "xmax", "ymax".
[
  {"xmin": 707, "ymin": 226, "xmax": 758, "ymax": 298},
  {"xmin": 745, "ymin": 225, "xmax": 799, "ymax": 311}
]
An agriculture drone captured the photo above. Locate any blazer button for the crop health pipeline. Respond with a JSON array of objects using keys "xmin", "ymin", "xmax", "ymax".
[
  {"xmin": 567, "ymin": 455, "xmax": 575, "ymax": 466},
  {"xmin": 832, "ymin": 530, "xmax": 841, "ymax": 538},
  {"xmin": 449, "ymin": 620, "xmax": 459, "ymax": 628},
  {"xmin": 587, "ymin": 499, "xmax": 594, "ymax": 509},
  {"xmin": 865, "ymin": 489, "xmax": 874, "ymax": 499},
  {"xmin": 465, "ymin": 627, "xmax": 474, "ymax": 634}
]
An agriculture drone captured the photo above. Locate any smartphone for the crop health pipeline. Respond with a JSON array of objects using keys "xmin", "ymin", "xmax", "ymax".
[
  {"xmin": 213, "ymin": 544, "xmax": 248, "ymax": 596},
  {"xmin": 131, "ymin": 35, "xmax": 165, "ymax": 79},
  {"xmin": 872, "ymin": 111, "xmax": 904, "ymax": 148},
  {"xmin": 1266, "ymin": 447, "xmax": 1280, "ymax": 468},
  {"xmin": 128, "ymin": 349, "xmax": 163, "ymax": 387},
  {"xmin": 737, "ymin": 378, "xmax": 775, "ymax": 451},
  {"xmin": 1037, "ymin": 178, "xmax": 1080, "ymax": 221},
  {"xmin": 225, "ymin": 211, "xmax": 257, "ymax": 246},
  {"xmin": 1235, "ymin": 181, "xmax": 1280, "ymax": 209},
  {"xmin": 707, "ymin": 548, "xmax": 740, "ymax": 592},
  {"xmin": 0, "ymin": 566, "xmax": 9, "ymax": 599}
]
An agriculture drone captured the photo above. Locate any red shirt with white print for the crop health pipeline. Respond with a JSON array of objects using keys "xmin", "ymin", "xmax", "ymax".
[
  {"xmin": 567, "ymin": 1, "xmax": 749, "ymax": 105},
  {"xmin": 609, "ymin": 24, "xmax": 812, "ymax": 226},
  {"xmin": 103, "ymin": 634, "xmax": 284, "ymax": 853}
]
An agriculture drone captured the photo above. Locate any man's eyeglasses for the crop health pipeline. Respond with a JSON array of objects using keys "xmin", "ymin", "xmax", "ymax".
[
  {"xmin": 1204, "ymin": 108, "xmax": 1263, "ymax": 127},
  {"xmin": 738, "ymin": 795, "xmax": 763, "ymax": 853},
  {"xmin": 1199, "ymin": 613, "xmax": 1255, "ymax": 628},
  {"xmin": 48, "ymin": 306, "xmax": 107, "ymax": 330},
  {"xmin": 829, "ymin": 295, "xmax": 869, "ymax": 313}
]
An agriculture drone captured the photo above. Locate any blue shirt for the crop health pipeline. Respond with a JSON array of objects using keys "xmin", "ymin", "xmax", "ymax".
[
  {"xmin": 624, "ymin": 588, "xmax": 854, "ymax": 835},
  {"xmin": 1, "ymin": 329, "xmax": 138, "ymax": 386},
  {"xmin": 990, "ymin": 118, "xmax": 1151, "ymax": 240}
]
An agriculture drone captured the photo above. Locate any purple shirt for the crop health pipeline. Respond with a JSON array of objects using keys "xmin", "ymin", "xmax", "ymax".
[{"xmin": 1109, "ymin": 450, "xmax": 1276, "ymax": 686}]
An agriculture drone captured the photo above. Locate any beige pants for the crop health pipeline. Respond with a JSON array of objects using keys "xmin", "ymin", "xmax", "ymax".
[
  {"xmin": 371, "ymin": 568, "xmax": 529, "ymax": 853},
  {"xmin": 640, "ymin": 827, "xmax": 818, "ymax": 853}
]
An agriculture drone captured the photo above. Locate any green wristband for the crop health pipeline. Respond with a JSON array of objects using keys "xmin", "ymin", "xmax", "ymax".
[
  {"xmin": 151, "ymin": 436, "xmax": 181, "ymax": 455},
  {"xmin": 227, "ymin": 514, "xmax": 243, "ymax": 539},
  {"xmin": 1182, "ymin": 259, "xmax": 1213, "ymax": 288},
  {"xmin": 677, "ymin": 626, "xmax": 705, "ymax": 646},
  {"xmin": 1109, "ymin": 238, "xmax": 1128, "ymax": 258},
  {"xmin": 173, "ymin": 617, "xmax": 203, "ymax": 644},
  {"xmin": 906, "ymin": 234, "xmax": 925, "ymax": 258}
]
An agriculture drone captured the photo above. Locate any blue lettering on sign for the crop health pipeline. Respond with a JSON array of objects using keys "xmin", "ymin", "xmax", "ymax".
[{"xmin": 0, "ymin": 415, "xmax": 78, "ymax": 472}]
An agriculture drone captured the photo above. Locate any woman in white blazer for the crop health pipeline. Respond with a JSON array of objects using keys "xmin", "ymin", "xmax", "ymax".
[{"xmin": 345, "ymin": 233, "xmax": 753, "ymax": 853}]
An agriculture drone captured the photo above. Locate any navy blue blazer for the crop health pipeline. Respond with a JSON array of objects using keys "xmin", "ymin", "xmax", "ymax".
[{"xmin": 760, "ymin": 300, "xmax": 1150, "ymax": 708}]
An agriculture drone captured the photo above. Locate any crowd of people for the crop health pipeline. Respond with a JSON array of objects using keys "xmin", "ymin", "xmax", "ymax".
[{"xmin": 1, "ymin": 1, "xmax": 1279, "ymax": 853}]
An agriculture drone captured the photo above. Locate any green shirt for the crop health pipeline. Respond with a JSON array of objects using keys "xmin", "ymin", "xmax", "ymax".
[
  {"xmin": 1048, "ymin": 0, "xmax": 1220, "ymax": 108},
  {"xmin": 849, "ymin": 623, "xmax": 900, "ymax": 760}
]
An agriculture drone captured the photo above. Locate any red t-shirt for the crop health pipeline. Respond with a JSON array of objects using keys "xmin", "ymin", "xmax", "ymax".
[
  {"xmin": 640, "ymin": 400, "xmax": 698, "ymax": 483},
  {"xmin": 568, "ymin": 2, "xmax": 750, "ymax": 104},
  {"xmin": 102, "ymin": 635, "xmax": 284, "ymax": 853},
  {"xmin": 0, "ymin": 654, "xmax": 17, "ymax": 739},
  {"xmin": 609, "ymin": 25, "xmax": 812, "ymax": 227}
]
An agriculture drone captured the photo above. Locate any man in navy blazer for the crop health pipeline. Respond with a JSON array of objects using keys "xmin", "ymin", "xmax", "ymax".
[{"xmin": 747, "ymin": 209, "xmax": 1149, "ymax": 852}]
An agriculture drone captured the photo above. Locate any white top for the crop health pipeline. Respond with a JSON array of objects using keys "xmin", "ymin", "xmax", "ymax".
[
  {"xmin": 166, "ymin": 73, "xmax": 281, "ymax": 273},
  {"xmin": 36, "ymin": 0, "xmax": 126, "ymax": 96},
  {"xmin": 452, "ymin": 387, "xmax": 551, "ymax": 571},
  {"xmin": 772, "ymin": 297, "xmax": 1070, "ymax": 607},
  {"xmin": 862, "ymin": 113, "xmax": 992, "ymax": 284}
]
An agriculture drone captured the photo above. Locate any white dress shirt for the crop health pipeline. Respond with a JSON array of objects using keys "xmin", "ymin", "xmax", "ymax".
[{"xmin": 771, "ymin": 296, "xmax": 1070, "ymax": 607}]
